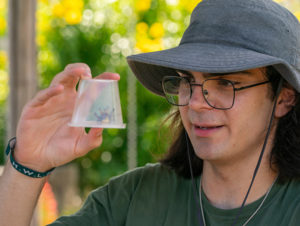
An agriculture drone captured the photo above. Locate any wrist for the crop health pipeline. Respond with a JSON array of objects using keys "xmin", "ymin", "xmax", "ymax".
[
  {"xmin": 5, "ymin": 137, "xmax": 55, "ymax": 178},
  {"xmin": 4, "ymin": 158, "xmax": 47, "ymax": 182},
  {"xmin": 13, "ymin": 145, "xmax": 52, "ymax": 172}
]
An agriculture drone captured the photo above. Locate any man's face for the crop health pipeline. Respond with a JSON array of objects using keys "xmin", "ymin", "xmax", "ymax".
[{"xmin": 179, "ymin": 68, "xmax": 275, "ymax": 165}]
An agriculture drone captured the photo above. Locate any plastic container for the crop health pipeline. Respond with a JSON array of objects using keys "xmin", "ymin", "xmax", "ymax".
[{"xmin": 69, "ymin": 79, "xmax": 126, "ymax": 128}]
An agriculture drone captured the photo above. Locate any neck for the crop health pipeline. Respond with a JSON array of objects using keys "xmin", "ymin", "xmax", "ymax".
[{"xmin": 201, "ymin": 152, "xmax": 278, "ymax": 209}]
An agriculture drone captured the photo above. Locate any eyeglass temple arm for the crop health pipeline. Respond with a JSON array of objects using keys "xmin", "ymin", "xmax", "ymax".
[
  {"xmin": 234, "ymin": 81, "xmax": 270, "ymax": 91},
  {"xmin": 190, "ymin": 83, "xmax": 203, "ymax": 87}
]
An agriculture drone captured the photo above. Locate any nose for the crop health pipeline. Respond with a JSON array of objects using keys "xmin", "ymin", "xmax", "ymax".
[{"xmin": 188, "ymin": 85, "xmax": 213, "ymax": 111}]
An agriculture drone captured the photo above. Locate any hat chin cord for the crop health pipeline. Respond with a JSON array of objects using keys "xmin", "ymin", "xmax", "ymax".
[{"xmin": 186, "ymin": 78, "xmax": 283, "ymax": 226}]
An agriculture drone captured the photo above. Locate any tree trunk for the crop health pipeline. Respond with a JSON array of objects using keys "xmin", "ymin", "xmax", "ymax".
[
  {"xmin": 7, "ymin": 0, "xmax": 37, "ymax": 139},
  {"xmin": 8, "ymin": 0, "xmax": 38, "ymax": 225}
]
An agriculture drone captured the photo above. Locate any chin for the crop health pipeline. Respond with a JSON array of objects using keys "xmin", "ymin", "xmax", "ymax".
[
  {"xmin": 191, "ymin": 138, "xmax": 229, "ymax": 161},
  {"xmin": 192, "ymin": 143, "xmax": 219, "ymax": 160}
]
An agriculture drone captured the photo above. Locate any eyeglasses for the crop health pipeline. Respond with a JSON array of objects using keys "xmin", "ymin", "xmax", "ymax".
[{"xmin": 161, "ymin": 76, "xmax": 270, "ymax": 110}]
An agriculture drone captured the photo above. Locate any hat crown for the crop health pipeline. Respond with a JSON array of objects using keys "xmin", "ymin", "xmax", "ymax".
[
  {"xmin": 180, "ymin": 0, "xmax": 300, "ymax": 68},
  {"xmin": 127, "ymin": 0, "xmax": 300, "ymax": 95}
]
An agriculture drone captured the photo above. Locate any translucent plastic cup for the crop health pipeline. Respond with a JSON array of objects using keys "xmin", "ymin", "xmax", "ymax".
[{"xmin": 69, "ymin": 79, "xmax": 126, "ymax": 128}]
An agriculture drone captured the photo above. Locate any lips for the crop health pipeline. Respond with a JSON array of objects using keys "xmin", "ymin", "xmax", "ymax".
[
  {"xmin": 196, "ymin": 125, "xmax": 222, "ymax": 130},
  {"xmin": 192, "ymin": 124, "xmax": 223, "ymax": 137}
]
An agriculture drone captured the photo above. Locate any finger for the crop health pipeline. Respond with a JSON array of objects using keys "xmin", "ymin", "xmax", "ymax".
[
  {"xmin": 88, "ymin": 128, "xmax": 104, "ymax": 138},
  {"xmin": 94, "ymin": 72, "xmax": 120, "ymax": 80},
  {"xmin": 50, "ymin": 63, "xmax": 92, "ymax": 88},
  {"xmin": 30, "ymin": 85, "xmax": 64, "ymax": 107},
  {"xmin": 64, "ymin": 63, "xmax": 91, "ymax": 73},
  {"xmin": 75, "ymin": 128, "xmax": 104, "ymax": 157}
]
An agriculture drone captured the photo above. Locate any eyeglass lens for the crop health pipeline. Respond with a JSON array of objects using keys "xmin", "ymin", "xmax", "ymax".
[{"xmin": 162, "ymin": 77, "xmax": 234, "ymax": 109}]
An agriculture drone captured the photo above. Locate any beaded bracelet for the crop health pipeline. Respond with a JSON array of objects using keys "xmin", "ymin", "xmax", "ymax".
[{"xmin": 5, "ymin": 137, "xmax": 55, "ymax": 178}]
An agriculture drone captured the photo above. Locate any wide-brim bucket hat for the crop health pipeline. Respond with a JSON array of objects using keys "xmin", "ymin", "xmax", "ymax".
[{"xmin": 127, "ymin": 0, "xmax": 300, "ymax": 96}]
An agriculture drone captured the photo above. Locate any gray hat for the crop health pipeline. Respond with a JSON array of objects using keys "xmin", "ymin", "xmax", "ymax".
[{"xmin": 127, "ymin": 0, "xmax": 300, "ymax": 96}]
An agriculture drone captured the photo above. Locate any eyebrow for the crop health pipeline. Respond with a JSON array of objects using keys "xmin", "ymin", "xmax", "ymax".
[{"xmin": 176, "ymin": 69, "xmax": 253, "ymax": 78}]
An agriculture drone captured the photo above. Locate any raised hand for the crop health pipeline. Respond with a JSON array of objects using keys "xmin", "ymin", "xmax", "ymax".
[{"xmin": 13, "ymin": 63, "xmax": 120, "ymax": 172}]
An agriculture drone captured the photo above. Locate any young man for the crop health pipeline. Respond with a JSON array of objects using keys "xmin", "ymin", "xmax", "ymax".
[{"xmin": 1, "ymin": 0, "xmax": 300, "ymax": 225}]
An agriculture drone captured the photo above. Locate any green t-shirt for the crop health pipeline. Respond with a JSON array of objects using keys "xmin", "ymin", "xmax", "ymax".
[{"xmin": 50, "ymin": 163, "xmax": 300, "ymax": 226}]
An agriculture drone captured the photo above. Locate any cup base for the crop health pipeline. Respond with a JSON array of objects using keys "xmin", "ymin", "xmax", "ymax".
[{"xmin": 68, "ymin": 122, "xmax": 126, "ymax": 129}]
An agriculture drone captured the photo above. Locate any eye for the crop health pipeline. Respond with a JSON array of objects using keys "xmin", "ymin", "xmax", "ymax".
[
  {"xmin": 217, "ymin": 79, "xmax": 233, "ymax": 87},
  {"xmin": 163, "ymin": 77, "xmax": 182, "ymax": 94},
  {"xmin": 217, "ymin": 79, "xmax": 241, "ymax": 87}
]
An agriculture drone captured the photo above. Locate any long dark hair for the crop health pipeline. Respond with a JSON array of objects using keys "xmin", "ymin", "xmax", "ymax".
[{"xmin": 160, "ymin": 66, "xmax": 300, "ymax": 183}]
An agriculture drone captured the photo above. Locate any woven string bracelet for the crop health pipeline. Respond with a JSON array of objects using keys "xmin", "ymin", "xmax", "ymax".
[{"xmin": 5, "ymin": 137, "xmax": 55, "ymax": 178}]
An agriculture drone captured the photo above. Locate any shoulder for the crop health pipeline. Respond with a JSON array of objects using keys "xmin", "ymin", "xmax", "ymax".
[
  {"xmin": 119, "ymin": 162, "xmax": 176, "ymax": 179},
  {"xmin": 286, "ymin": 180, "xmax": 300, "ymax": 225},
  {"xmin": 285, "ymin": 179, "xmax": 300, "ymax": 206},
  {"xmin": 89, "ymin": 162, "xmax": 188, "ymax": 208},
  {"xmin": 89, "ymin": 163, "xmax": 184, "ymax": 224},
  {"xmin": 281, "ymin": 179, "xmax": 300, "ymax": 200},
  {"xmin": 271, "ymin": 179, "xmax": 300, "ymax": 207},
  {"xmin": 49, "ymin": 164, "xmax": 186, "ymax": 225},
  {"xmin": 275, "ymin": 179, "xmax": 300, "ymax": 225},
  {"xmin": 88, "ymin": 163, "xmax": 179, "ymax": 195},
  {"xmin": 107, "ymin": 163, "xmax": 179, "ymax": 190}
]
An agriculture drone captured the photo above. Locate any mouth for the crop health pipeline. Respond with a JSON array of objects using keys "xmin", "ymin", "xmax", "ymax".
[
  {"xmin": 195, "ymin": 125, "xmax": 223, "ymax": 130},
  {"xmin": 192, "ymin": 124, "xmax": 223, "ymax": 137}
]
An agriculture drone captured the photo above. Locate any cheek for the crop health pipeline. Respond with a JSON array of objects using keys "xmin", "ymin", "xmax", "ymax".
[
  {"xmin": 230, "ymin": 92, "xmax": 273, "ymax": 133},
  {"xmin": 179, "ymin": 106, "xmax": 189, "ymax": 129}
]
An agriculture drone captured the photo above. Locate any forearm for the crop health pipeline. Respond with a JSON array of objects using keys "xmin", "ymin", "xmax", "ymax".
[{"xmin": 0, "ymin": 160, "xmax": 46, "ymax": 226}]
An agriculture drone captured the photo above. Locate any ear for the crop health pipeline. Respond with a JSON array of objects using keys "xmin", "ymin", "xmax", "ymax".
[{"xmin": 275, "ymin": 87, "xmax": 296, "ymax": 118}]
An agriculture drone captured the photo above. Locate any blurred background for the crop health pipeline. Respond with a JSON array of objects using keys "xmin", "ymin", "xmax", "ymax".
[{"xmin": 0, "ymin": 0, "xmax": 299, "ymax": 225}]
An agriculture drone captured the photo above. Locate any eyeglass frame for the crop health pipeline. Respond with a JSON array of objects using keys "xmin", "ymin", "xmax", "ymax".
[{"xmin": 161, "ymin": 76, "xmax": 271, "ymax": 110}]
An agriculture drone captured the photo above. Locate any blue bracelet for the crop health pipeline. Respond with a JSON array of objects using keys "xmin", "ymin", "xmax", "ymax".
[{"xmin": 5, "ymin": 137, "xmax": 55, "ymax": 178}]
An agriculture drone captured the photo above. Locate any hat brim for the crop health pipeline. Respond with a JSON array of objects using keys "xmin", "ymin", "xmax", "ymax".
[{"xmin": 127, "ymin": 43, "xmax": 300, "ymax": 96}]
